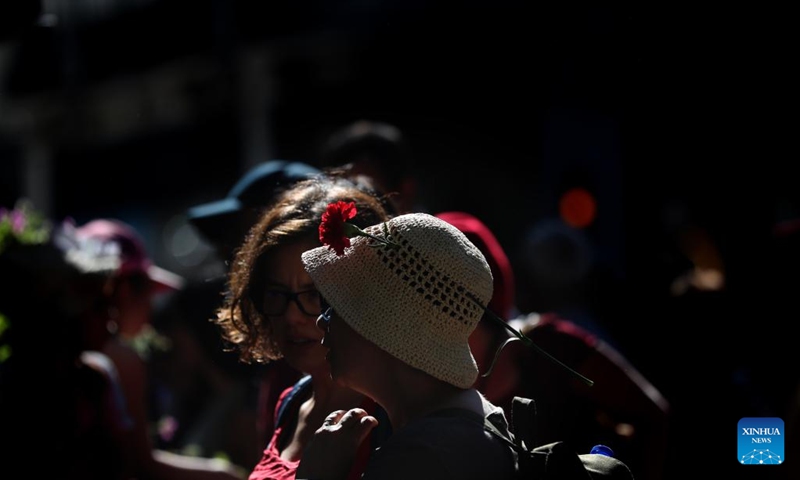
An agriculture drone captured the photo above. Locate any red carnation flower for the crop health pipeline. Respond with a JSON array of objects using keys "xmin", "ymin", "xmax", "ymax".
[
  {"xmin": 318, "ymin": 201, "xmax": 399, "ymax": 256},
  {"xmin": 319, "ymin": 201, "xmax": 358, "ymax": 255}
]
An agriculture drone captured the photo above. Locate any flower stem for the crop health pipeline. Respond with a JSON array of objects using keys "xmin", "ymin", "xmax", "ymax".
[{"xmin": 352, "ymin": 224, "xmax": 399, "ymax": 248}]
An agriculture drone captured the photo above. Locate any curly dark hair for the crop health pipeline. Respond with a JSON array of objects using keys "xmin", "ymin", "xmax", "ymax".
[{"xmin": 214, "ymin": 174, "xmax": 392, "ymax": 364}]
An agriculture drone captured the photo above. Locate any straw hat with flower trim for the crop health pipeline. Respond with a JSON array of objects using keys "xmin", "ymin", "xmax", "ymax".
[{"xmin": 301, "ymin": 210, "xmax": 493, "ymax": 389}]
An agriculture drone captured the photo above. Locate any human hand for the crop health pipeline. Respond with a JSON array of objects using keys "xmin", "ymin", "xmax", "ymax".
[{"xmin": 295, "ymin": 408, "xmax": 378, "ymax": 480}]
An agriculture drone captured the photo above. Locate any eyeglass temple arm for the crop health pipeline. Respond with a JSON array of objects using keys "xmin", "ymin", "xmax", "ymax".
[{"xmin": 468, "ymin": 295, "xmax": 594, "ymax": 387}]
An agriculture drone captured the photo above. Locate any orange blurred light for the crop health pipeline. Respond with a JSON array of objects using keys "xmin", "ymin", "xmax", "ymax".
[{"xmin": 559, "ymin": 187, "xmax": 596, "ymax": 228}]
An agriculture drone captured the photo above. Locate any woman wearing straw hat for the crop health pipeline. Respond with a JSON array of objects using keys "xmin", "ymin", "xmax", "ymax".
[{"xmin": 296, "ymin": 209, "xmax": 516, "ymax": 480}]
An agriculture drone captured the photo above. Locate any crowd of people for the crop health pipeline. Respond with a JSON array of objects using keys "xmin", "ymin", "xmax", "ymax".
[{"xmin": 1, "ymin": 119, "xmax": 797, "ymax": 480}]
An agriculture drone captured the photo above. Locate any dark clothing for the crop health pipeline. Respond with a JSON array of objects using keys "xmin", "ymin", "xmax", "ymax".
[{"xmin": 361, "ymin": 399, "xmax": 516, "ymax": 480}]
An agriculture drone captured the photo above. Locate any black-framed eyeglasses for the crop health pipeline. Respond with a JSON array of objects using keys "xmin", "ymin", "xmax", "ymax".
[{"xmin": 258, "ymin": 289, "xmax": 321, "ymax": 317}]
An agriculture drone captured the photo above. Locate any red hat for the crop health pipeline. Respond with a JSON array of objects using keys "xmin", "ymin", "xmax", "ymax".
[{"xmin": 74, "ymin": 219, "xmax": 184, "ymax": 293}]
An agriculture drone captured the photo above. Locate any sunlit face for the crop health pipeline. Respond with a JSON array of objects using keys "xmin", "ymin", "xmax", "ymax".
[{"xmin": 261, "ymin": 239, "xmax": 327, "ymax": 374}]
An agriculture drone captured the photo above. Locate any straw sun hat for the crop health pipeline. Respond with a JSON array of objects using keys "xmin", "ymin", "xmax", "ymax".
[{"xmin": 301, "ymin": 212, "xmax": 493, "ymax": 388}]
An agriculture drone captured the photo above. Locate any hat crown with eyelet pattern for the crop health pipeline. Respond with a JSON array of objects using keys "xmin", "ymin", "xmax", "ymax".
[{"xmin": 301, "ymin": 212, "xmax": 493, "ymax": 388}]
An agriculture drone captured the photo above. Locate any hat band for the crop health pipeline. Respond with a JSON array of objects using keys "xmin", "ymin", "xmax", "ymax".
[{"xmin": 373, "ymin": 226, "xmax": 485, "ymax": 333}]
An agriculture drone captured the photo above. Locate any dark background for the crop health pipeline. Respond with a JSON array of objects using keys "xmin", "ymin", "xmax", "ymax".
[{"xmin": 2, "ymin": 2, "xmax": 797, "ymax": 478}]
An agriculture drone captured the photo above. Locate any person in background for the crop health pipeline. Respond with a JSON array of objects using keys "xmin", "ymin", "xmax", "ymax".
[
  {"xmin": 436, "ymin": 210, "xmax": 670, "ymax": 480},
  {"xmin": 186, "ymin": 160, "xmax": 322, "ymax": 452},
  {"xmin": 0, "ymin": 200, "xmax": 131, "ymax": 480},
  {"xmin": 317, "ymin": 119, "xmax": 421, "ymax": 215},
  {"xmin": 296, "ymin": 212, "xmax": 516, "ymax": 480},
  {"xmin": 214, "ymin": 175, "xmax": 393, "ymax": 480},
  {"xmin": 188, "ymin": 160, "xmax": 322, "ymax": 266},
  {"xmin": 73, "ymin": 217, "xmax": 245, "ymax": 480}
]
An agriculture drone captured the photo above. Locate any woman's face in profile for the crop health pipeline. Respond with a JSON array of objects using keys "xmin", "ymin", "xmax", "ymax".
[{"xmin": 261, "ymin": 239, "xmax": 327, "ymax": 375}]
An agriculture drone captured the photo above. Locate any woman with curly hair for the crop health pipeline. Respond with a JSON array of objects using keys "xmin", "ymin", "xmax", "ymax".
[{"xmin": 214, "ymin": 174, "xmax": 393, "ymax": 480}]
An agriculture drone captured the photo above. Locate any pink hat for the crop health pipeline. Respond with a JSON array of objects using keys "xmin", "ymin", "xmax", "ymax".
[{"xmin": 74, "ymin": 218, "xmax": 184, "ymax": 293}]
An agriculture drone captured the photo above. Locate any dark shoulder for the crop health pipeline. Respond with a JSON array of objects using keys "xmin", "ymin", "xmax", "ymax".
[
  {"xmin": 274, "ymin": 375, "xmax": 312, "ymax": 426},
  {"xmin": 364, "ymin": 408, "xmax": 515, "ymax": 480}
]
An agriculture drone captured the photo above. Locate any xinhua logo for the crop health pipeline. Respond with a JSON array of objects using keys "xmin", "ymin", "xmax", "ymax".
[{"xmin": 738, "ymin": 417, "xmax": 784, "ymax": 465}]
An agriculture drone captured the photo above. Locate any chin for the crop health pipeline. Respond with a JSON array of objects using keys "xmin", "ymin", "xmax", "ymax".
[
  {"xmin": 284, "ymin": 349, "xmax": 327, "ymax": 374},
  {"xmin": 328, "ymin": 362, "xmax": 357, "ymax": 389},
  {"xmin": 329, "ymin": 371, "xmax": 347, "ymax": 387},
  {"xmin": 326, "ymin": 361, "xmax": 343, "ymax": 383}
]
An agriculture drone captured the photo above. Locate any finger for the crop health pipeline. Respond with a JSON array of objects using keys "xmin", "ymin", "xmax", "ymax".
[
  {"xmin": 361, "ymin": 415, "xmax": 379, "ymax": 429},
  {"xmin": 353, "ymin": 415, "xmax": 378, "ymax": 445},
  {"xmin": 338, "ymin": 408, "xmax": 368, "ymax": 425},
  {"xmin": 337, "ymin": 408, "xmax": 378, "ymax": 445},
  {"xmin": 322, "ymin": 409, "xmax": 347, "ymax": 427}
]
